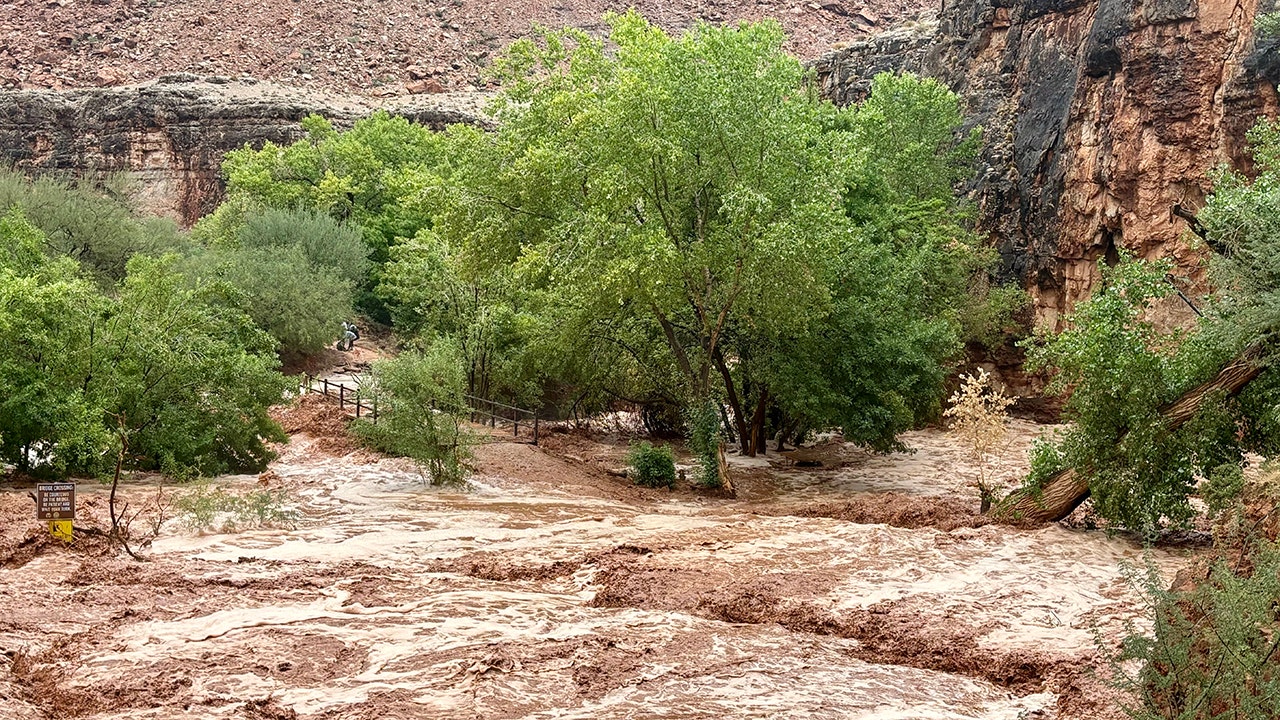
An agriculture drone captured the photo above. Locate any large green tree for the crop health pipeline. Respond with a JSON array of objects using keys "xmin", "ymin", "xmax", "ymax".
[
  {"xmin": 417, "ymin": 12, "xmax": 984, "ymax": 455},
  {"xmin": 0, "ymin": 208, "xmax": 289, "ymax": 478}
]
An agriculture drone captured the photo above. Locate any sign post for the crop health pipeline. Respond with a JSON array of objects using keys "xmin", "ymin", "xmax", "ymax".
[{"xmin": 36, "ymin": 483, "xmax": 75, "ymax": 541}]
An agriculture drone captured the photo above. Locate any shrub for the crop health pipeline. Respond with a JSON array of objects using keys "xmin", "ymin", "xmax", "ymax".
[
  {"xmin": 171, "ymin": 482, "xmax": 300, "ymax": 532},
  {"xmin": 685, "ymin": 401, "xmax": 722, "ymax": 488},
  {"xmin": 237, "ymin": 207, "xmax": 370, "ymax": 286},
  {"xmin": 353, "ymin": 344, "xmax": 473, "ymax": 486},
  {"xmin": 627, "ymin": 442, "xmax": 677, "ymax": 489},
  {"xmin": 0, "ymin": 168, "xmax": 188, "ymax": 283},
  {"xmin": 197, "ymin": 244, "xmax": 355, "ymax": 358},
  {"xmin": 1109, "ymin": 544, "xmax": 1280, "ymax": 719},
  {"xmin": 944, "ymin": 368, "xmax": 1015, "ymax": 511}
]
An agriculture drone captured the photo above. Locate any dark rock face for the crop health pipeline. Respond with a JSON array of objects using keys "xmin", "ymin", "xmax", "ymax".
[
  {"xmin": 0, "ymin": 77, "xmax": 488, "ymax": 225},
  {"xmin": 813, "ymin": 0, "xmax": 1280, "ymax": 327}
]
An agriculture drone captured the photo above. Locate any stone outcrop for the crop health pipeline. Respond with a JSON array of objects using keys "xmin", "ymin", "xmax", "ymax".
[
  {"xmin": 0, "ymin": 75, "xmax": 489, "ymax": 225},
  {"xmin": 813, "ymin": 0, "xmax": 1280, "ymax": 327}
]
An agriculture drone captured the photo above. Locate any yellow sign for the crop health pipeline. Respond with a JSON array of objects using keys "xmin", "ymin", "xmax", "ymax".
[{"xmin": 48, "ymin": 520, "xmax": 73, "ymax": 542}]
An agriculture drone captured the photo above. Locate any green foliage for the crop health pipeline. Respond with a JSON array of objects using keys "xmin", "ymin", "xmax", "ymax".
[
  {"xmin": 378, "ymin": 230, "xmax": 536, "ymax": 403},
  {"xmin": 172, "ymin": 481, "xmax": 300, "ymax": 532},
  {"xmin": 354, "ymin": 344, "xmax": 473, "ymax": 486},
  {"xmin": 0, "ymin": 215, "xmax": 289, "ymax": 478},
  {"xmin": 91, "ymin": 255, "xmax": 290, "ymax": 476},
  {"xmin": 236, "ymin": 207, "xmax": 370, "ymax": 286},
  {"xmin": 218, "ymin": 112, "xmax": 446, "ymax": 266},
  {"xmin": 627, "ymin": 442, "xmax": 677, "ymax": 489},
  {"xmin": 1256, "ymin": 11, "xmax": 1280, "ymax": 38},
  {"xmin": 685, "ymin": 401, "xmax": 722, "ymax": 488},
  {"xmin": 1110, "ymin": 546, "xmax": 1280, "ymax": 719},
  {"xmin": 961, "ymin": 280, "xmax": 1031, "ymax": 348},
  {"xmin": 1201, "ymin": 118, "xmax": 1280, "ymax": 347},
  {"xmin": 421, "ymin": 14, "xmax": 983, "ymax": 453},
  {"xmin": 197, "ymin": 13, "xmax": 990, "ymax": 460},
  {"xmin": 0, "ymin": 208, "xmax": 113, "ymax": 473},
  {"xmin": 188, "ymin": 244, "xmax": 355, "ymax": 358},
  {"xmin": 181, "ymin": 207, "xmax": 367, "ymax": 358},
  {"xmin": 837, "ymin": 70, "xmax": 981, "ymax": 206},
  {"xmin": 0, "ymin": 168, "xmax": 186, "ymax": 283},
  {"xmin": 1024, "ymin": 256, "xmax": 1241, "ymax": 532}
]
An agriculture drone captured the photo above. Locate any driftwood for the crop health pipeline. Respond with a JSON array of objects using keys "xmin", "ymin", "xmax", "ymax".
[{"xmin": 992, "ymin": 343, "xmax": 1268, "ymax": 523}]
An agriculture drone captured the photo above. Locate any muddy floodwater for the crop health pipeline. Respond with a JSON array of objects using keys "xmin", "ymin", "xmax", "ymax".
[{"xmin": 0, "ymin": 420, "xmax": 1195, "ymax": 719}]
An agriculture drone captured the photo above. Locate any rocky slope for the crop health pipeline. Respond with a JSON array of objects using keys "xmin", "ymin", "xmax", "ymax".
[
  {"xmin": 0, "ymin": 0, "xmax": 922, "ymax": 95},
  {"xmin": 814, "ymin": 0, "xmax": 1280, "ymax": 326},
  {"xmin": 1, "ymin": 0, "xmax": 930, "ymax": 224}
]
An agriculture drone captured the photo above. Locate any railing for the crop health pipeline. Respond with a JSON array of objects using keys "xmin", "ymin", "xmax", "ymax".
[
  {"xmin": 463, "ymin": 393, "xmax": 539, "ymax": 445},
  {"xmin": 299, "ymin": 376, "xmax": 540, "ymax": 444},
  {"xmin": 301, "ymin": 375, "xmax": 378, "ymax": 423}
]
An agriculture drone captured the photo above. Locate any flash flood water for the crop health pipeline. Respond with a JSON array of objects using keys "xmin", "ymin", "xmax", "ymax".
[{"xmin": 0, "ymin": 419, "xmax": 1194, "ymax": 719}]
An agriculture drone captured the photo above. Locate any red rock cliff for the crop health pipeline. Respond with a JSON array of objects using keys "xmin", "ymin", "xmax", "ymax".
[{"xmin": 814, "ymin": 0, "xmax": 1280, "ymax": 327}]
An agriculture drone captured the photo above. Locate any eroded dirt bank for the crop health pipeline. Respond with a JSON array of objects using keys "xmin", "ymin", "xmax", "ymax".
[{"xmin": 0, "ymin": 420, "xmax": 1192, "ymax": 719}]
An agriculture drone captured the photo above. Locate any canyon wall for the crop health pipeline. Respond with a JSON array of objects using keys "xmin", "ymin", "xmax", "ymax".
[
  {"xmin": 0, "ymin": 75, "xmax": 487, "ymax": 225},
  {"xmin": 814, "ymin": 0, "xmax": 1280, "ymax": 327},
  {"xmin": 2, "ymin": 0, "xmax": 1275, "ymax": 326}
]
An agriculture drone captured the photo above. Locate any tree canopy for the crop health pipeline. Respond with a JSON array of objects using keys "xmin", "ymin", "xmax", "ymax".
[
  {"xmin": 386, "ymin": 11, "xmax": 989, "ymax": 460},
  {"xmin": 0, "ymin": 207, "xmax": 289, "ymax": 478}
]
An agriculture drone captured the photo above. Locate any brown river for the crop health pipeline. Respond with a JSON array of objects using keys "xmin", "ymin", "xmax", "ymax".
[{"xmin": 0, "ymin": 418, "xmax": 1195, "ymax": 719}]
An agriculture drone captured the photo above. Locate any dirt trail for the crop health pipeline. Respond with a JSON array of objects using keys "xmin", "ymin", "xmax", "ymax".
[{"xmin": 0, "ymin": 420, "xmax": 1192, "ymax": 719}]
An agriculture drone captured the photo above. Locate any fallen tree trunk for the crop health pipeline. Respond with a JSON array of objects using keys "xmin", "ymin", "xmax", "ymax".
[{"xmin": 992, "ymin": 343, "xmax": 1269, "ymax": 523}]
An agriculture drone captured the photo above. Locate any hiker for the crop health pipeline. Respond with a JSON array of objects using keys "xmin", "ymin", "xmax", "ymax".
[{"xmin": 337, "ymin": 322, "xmax": 358, "ymax": 351}]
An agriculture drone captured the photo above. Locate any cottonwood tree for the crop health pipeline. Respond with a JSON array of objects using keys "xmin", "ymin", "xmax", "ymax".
[{"xmin": 422, "ymin": 13, "xmax": 985, "ymax": 469}]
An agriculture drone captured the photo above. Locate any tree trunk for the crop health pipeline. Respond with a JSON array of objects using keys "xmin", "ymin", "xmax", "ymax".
[
  {"xmin": 712, "ymin": 349, "xmax": 750, "ymax": 452},
  {"xmin": 718, "ymin": 403, "xmax": 737, "ymax": 444},
  {"xmin": 993, "ymin": 343, "xmax": 1268, "ymax": 523},
  {"xmin": 749, "ymin": 386, "xmax": 769, "ymax": 456},
  {"xmin": 716, "ymin": 441, "xmax": 735, "ymax": 496}
]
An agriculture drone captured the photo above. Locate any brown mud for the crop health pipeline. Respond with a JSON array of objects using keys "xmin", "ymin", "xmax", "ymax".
[
  {"xmin": 0, "ymin": 419, "xmax": 1195, "ymax": 719},
  {"xmin": 775, "ymin": 492, "xmax": 993, "ymax": 531}
]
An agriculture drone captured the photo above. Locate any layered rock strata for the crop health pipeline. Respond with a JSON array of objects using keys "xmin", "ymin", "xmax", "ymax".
[
  {"xmin": 813, "ymin": 0, "xmax": 1280, "ymax": 326},
  {"xmin": 0, "ymin": 75, "xmax": 488, "ymax": 224}
]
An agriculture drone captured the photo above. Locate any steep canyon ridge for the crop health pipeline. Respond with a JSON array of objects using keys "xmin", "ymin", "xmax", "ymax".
[{"xmin": 3, "ymin": 0, "xmax": 1278, "ymax": 317}]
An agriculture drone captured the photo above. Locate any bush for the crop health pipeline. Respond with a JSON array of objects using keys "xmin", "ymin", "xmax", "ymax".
[
  {"xmin": 353, "ymin": 344, "xmax": 473, "ymax": 486},
  {"xmin": 0, "ymin": 223, "xmax": 289, "ymax": 478},
  {"xmin": 237, "ymin": 207, "xmax": 370, "ymax": 286},
  {"xmin": 1110, "ymin": 544, "xmax": 1280, "ymax": 719},
  {"xmin": 944, "ymin": 368, "xmax": 1014, "ymax": 511},
  {"xmin": 627, "ymin": 442, "xmax": 677, "ymax": 489},
  {"xmin": 195, "ymin": 244, "xmax": 355, "ymax": 358},
  {"xmin": 685, "ymin": 401, "xmax": 722, "ymax": 489},
  {"xmin": 171, "ymin": 482, "xmax": 300, "ymax": 532},
  {"xmin": 0, "ymin": 168, "xmax": 187, "ymax": 283}
]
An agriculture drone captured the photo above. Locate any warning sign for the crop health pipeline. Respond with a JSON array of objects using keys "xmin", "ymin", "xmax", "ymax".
[{"xmin": 36, "ymin": 483, "xmax": 75, "ymax": 520}]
